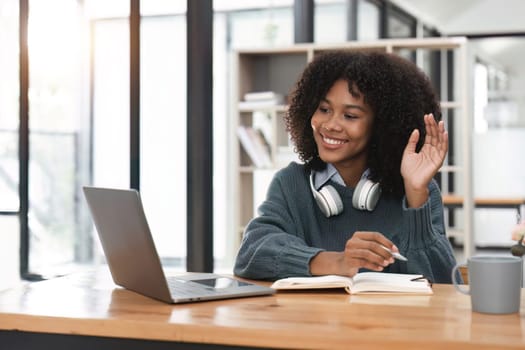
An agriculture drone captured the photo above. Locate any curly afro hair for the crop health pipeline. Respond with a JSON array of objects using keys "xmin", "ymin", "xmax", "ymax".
[{"xmin": 285, "ymin": 50, "xmax": 441, "ymax": 198}]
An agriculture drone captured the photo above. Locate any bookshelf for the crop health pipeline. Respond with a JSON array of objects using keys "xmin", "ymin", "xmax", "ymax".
[{"xmin": 228, "ymin": 37, "xmax": 474, "ymax": 260}]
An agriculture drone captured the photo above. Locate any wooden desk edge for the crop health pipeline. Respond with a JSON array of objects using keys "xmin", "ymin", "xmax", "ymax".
[{"xmin": 442, "ymin": 195, "xmax": 525, "ymax": 206}]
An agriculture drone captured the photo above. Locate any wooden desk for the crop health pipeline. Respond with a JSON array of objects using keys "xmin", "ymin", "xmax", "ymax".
[{"xmin": 1, "ymin": 269, "xmax": 525, "ymax": 350}]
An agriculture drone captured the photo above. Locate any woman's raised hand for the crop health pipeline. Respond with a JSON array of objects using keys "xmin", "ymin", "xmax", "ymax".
[{"xmin": 401, "ymin": 113, "xmax": 448, "ymax": 208}]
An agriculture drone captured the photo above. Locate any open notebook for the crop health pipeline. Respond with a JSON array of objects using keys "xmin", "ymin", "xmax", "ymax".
[
  {"xmin": 271, "ymin": 272, "xmax": 433, "ymax": 295},
  {"xmin": 83, "ymin": 186, "xmax": 275, "ymax": 304}
]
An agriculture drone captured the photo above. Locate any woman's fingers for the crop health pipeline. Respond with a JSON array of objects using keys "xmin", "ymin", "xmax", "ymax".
[{"xmin": 345, "ymin": 231, "xmax": 396, "ymax": 269}]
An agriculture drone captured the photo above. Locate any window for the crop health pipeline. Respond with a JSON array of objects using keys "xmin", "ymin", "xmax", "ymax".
[
  {"xmin": 0, "ymin": 0, "xmax": 19, "ymax": 213},
  {"xmin": 358, "ymin": 0, "xmax": 380, "ymax": 40},
  {"xmin": 0, "ymin": 0, "xmax": 20, "ymax": 290},
  {"xmin": 27, "ymin": 0, "xmax": 90, "ymax": 275},
  {"xmin": 90, "ymin": 7, "xmax": 189, "ymax": 270},
  {"xmin": 315, "ymin": 1, "xmax": 346, "ymax": 43},
  {"xmin": 228, "ymin": 6, "xmax": 293, "ymax": 48},
  {"xmin": 140, "ymin": 15, "xmax": 187, "ymax": 266},
  {"xmin": 387, "ymin": 9, "xmax": 415, "ymax": 38}
]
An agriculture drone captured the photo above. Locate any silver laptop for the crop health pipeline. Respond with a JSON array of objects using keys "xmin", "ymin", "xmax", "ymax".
[{"xmin": 83, "ymin": 186, "xmax": 275, "ymax": 304}]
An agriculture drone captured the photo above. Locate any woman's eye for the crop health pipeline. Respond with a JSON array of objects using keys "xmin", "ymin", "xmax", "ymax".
[
  {"xmin": 344, "ymin": 114, "xmax": 357, "ymax": 119},
  {"xmin": 318, "ymin": 106, "xmax": 329, "ymax": 113}
]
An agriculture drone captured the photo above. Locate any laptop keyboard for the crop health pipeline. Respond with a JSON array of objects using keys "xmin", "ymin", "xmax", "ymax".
[{"xmin": 166, "ymin": 277, "xmax": 216, "ymax": 297}]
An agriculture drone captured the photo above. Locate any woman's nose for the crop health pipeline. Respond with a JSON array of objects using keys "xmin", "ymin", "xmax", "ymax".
[{"xmin": 322, "ymin": 116, "xmax": 343, "ymax": 132}]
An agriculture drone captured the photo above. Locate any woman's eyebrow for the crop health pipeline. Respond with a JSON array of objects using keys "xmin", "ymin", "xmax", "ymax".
[
  {"xmin": 321, "ymin": 97, "xmax": 367, "ymax": 112},
  {"xmin": 344, "ymin": 103, "xmax": 367, "ymax": 112}
]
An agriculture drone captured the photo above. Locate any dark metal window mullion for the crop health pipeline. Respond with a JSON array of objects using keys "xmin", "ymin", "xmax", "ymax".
[
  {"xmin": 19, "ymin": 0, "xmax": 32, "ymax": 279},
  {"xmin": 294, "ymin": 0, "xmax": 314, "ymax": 43},
  {"xmin": 187, "ymin": 0, "xmax": 213, "ymax": 272},
  {"xmin": 130, "ymin": 0, "xmax": 140, "ymax": 191},
  {"xmin": 346, "ymin": 0, "xmax": 358, "ymax": 41},
  {"xmin": 379, "ymin": 0, "xmax": 388, "ymax": 38}
]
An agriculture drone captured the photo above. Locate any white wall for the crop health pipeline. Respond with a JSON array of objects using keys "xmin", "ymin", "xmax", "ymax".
[
  {"xmin": 469, "ymin": 37, "xmax": 525, "ymax": 247},
  {"xmin": 473, "ymin": 128, "xmax": 525, "ymax": 246},
  {"xmin": 0, "ymin": 216, "xmax": 20, "ymax": 291},
  {"xmin": 391, "ymin": 0, "xmax": 525, "ymax": 36},
  {"xmin": 508, "ymin": 58, "xmax": 525, "ymax": 128},
  {"xmin": 443, "ymin": 0, "xmax": 525, "ymax": 35}
]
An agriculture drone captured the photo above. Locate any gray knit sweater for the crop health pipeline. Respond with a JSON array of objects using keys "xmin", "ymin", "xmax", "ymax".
[{"xmin": 234, "ymin": 162, "xmax": 457, "ymax": 283}]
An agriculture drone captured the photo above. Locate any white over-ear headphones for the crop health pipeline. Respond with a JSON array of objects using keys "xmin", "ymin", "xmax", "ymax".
[{"xmin": 309, "ymin": 170, "xmax": 381, "ymax": 217}]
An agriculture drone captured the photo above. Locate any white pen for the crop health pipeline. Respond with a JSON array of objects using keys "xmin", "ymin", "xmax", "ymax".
[{"xmin": 381, "ymin": 245, "xmax": 408, "ymax": 262}]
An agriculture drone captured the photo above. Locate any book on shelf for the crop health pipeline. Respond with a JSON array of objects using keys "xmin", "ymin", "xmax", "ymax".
[
  {"xmin": 239, "ymin": 91, "xmax": 285, "ymax": 109},
  {"xmin": 249, "ymin": 127, "xmax": 273, "ymax": 166},
  {"xmin": 243, "ymin": 91, "xmax": 284, "ymax": 102},
  {"xmin": 271, "ymin": 272, "xmax": 433, "ymax": 295},
  {"xmin": 237, "ymin": 125, "xmax": 272, "ymax": 168}
]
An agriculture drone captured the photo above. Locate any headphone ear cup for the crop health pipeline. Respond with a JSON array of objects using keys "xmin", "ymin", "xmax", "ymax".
[
  {"xmin": 312, "ymin": 189, "xmax": 332, "ymax": 217},
  {"xmin": 319, "ymin": 185, "xmax": 343, "ymax": 217},
  {"xmin": 352, "ymin": 179, "xmax": 366, "ymax": 210},
  {"xmin": 352, "ymin": 179, "xmax": 381, "ymax": 211},
  {"xmin": 310, "ymin": 173, "xmax": 344, "ymax": 217},
  {"xmin": 364, "ymin": 182, "xmax": 381, "ymax": 210}
]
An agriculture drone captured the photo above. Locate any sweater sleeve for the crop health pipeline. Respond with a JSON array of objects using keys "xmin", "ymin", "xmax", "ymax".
[
  {"xmin": 394, "ymin": 180, "xmax": 458, "ymax": 283},
  {"xmin": 234, "ymin": 169, "xmax": 323, "ymax": 281}
]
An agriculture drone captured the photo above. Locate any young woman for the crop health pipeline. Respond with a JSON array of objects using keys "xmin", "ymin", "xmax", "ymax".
[{"xmin": 234, "ymin": 50, "xmax": 457, "ymax": 283}]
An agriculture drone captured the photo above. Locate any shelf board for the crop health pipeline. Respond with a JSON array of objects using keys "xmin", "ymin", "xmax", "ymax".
[
  {"xmin": 440, "ymin": 101, "xmax": 462, "ymax": 109},
  {"xmin": 440, "ymin": 165, "xmax": 462, "ymax": 173}
]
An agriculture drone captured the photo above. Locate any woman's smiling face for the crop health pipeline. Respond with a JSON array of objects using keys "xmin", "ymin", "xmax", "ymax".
[{"xmin": 311, "ymin": 79, "xmax": 374, "ymax": 173}]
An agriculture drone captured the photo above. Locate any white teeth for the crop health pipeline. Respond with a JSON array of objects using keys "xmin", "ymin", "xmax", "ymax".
[{"xmin": 323, "ymin": 136, "xmax": 346, "ymax": 145}]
